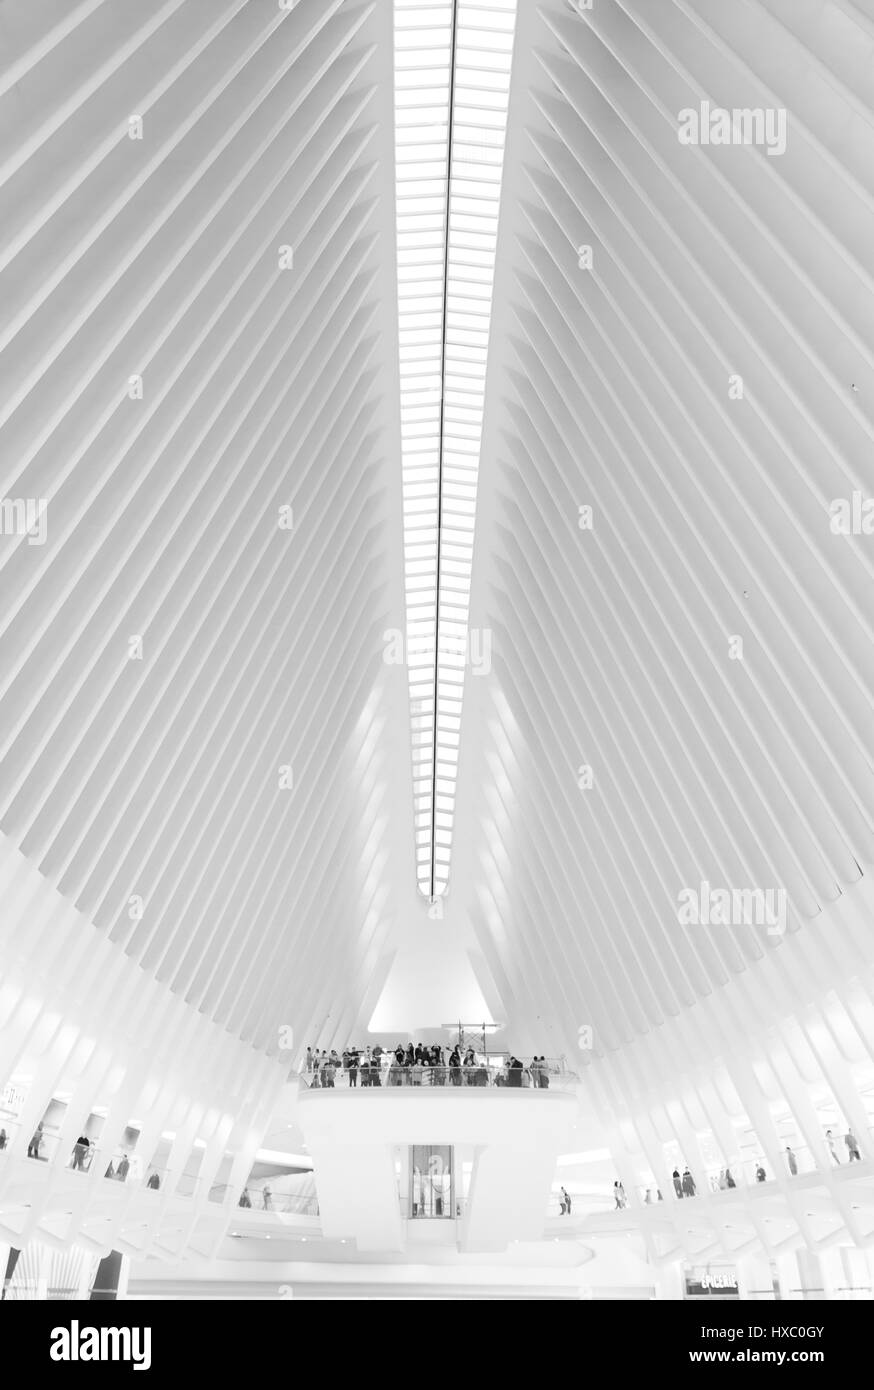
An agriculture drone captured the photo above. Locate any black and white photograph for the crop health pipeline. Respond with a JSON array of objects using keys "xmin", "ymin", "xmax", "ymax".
[{"xmin": 0, "ymin": 0, "xmax": 873, "ymax": 1357}]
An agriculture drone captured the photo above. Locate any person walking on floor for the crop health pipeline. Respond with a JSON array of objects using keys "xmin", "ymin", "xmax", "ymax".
[
  {"xmin": 786, "ymin": 1146, "xmax": 798, "ymax": 1176},
  {"xmin": 672, "ymin": 1168, "xmax": 683, "ymax": 1199}
]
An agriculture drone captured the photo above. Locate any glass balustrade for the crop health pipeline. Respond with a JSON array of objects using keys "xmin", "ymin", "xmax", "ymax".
[
  {"xmin": 301, "ymin": 1056, "xmax": 576, "ymax": 1091},
  {"xmin": 631, "ymin": 1143, "xmax": 842, "ymax": 1207}
]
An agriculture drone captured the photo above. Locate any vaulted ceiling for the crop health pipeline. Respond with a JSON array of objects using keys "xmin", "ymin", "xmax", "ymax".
[
  {"xmin": 2, "ymin": 0, "xmax": 873, "ymax": 1108},
  {"xmin": 453, "ymin": 0, "xmax": 874, "ymax": 1065},
  {"xmin": 0, "ymin": 0, "xmax": 410, "ymax": 1054}
]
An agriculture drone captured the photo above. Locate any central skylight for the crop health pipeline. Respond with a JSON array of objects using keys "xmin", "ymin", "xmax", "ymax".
[{"xmin": 394, "ymin": 0, "xmax": 517, "ymax": 901}]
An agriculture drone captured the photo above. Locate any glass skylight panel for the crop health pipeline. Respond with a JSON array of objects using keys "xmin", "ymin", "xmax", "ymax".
[{"xmin": 394, "ymin": 0, "xmax": 517, "ymax": 901}]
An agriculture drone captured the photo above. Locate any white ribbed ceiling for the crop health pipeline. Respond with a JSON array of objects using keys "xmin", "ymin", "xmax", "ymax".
[
  {"xmin": 454, "ymin": 0, "xmax": 874, "ymax": 1061},
  {"xmin": 2, "ymin": 0, "xmax": 873, "ymax": 1127},
  {"xmin": 0, "ymin": 0, "xmax": 408, "ymax": 1053}
]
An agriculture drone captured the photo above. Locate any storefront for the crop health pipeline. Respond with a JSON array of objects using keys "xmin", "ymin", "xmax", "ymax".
[{"xmin": 684, "ymin": 1266, "xmax": 740, "ymax": 1300}]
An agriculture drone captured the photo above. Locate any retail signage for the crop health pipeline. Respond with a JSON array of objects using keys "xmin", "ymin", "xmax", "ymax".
[{"xmin": 685, "ymin": 1267, "xmax": 739, "ymax": 1298}]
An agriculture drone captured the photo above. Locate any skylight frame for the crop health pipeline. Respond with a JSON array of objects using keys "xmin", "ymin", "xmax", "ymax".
[{"xmin": 394, "ymin": 0, "xmax": 517, "ymax": 900}]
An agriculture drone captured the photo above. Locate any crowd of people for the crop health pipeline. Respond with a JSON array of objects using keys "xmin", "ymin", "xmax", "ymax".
[{"xmin": 303, "ymin": 1044, "xmax": 554, "ymax": 1089}]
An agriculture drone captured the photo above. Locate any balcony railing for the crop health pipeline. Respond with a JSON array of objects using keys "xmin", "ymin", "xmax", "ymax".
[
  {"xmin": 208, "ymin": 1182, "xmax": 319, "ymax": 1217},
  {"xmin": 0, "ymin": 1124, "xmax": 201, "ymax": 1197},
  {"xmin": 631, "ymin": 1136, "xmax": 873, "ymax": 1207},
  {"xmin": 300, "ymin": 1056, "xmax": 575, "ymax": 1091}
]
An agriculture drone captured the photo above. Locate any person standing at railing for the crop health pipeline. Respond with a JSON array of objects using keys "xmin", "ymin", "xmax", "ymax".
[
  {"xmin": 0, "ymin": 1129, "xmax": 6, "ymax": 1150},
  {"xmin": 845, "ymin": 1129, "xmax": 862, "ymax": 1162},
  {"xmin": 370, "ymin": 1046, "xmax": 383, "ymax": 1087},
  {"xmin": 391, "ymin": 1045, "xmax": 404, "ymax": 1086},
  {"xmin": 305, "ymin": 1047, "xmax": 314, "ymax": 1076},
  {"xmin": 312, "ymin": 1050, "xmax": 326, "ymax": 1088},
  {"xmin": 786, "ymin": 1146, "xmax": 798, "ymax": 1176},
  {"xmin": 238, "ymin": 1188, "xmax": 252, "ymax": 1208},
  {"xmin": 27, "ymin": 1122, "xmax": 43, "ymax": 1159},
  {"xmin": 263, "ymin": 1186, "xmax": 272, "ymax": 1212},
  {"xmin": 117, "ymin": 1154, "xmax": 130, "ymax": 1183},
  {"xmin": 449, "ymin": 1047, "xmax": 461, "ymax": 1086}
]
